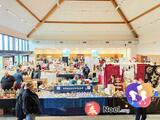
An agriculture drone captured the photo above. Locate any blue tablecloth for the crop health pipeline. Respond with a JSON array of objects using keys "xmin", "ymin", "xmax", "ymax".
[
  {"xmin": 40, "ymin": 97, "xmax": 106, "ymax": 115},
  {"xmin": 1, "ymin": 97, "xmax": 160, "ymax": 115}
]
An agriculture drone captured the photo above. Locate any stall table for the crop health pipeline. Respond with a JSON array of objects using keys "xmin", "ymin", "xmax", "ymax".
[{"xmin": 0, "ymin": 97, "xmax": 160, "ymax": 116}]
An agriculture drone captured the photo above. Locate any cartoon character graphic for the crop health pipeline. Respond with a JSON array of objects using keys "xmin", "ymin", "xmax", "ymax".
[
  {"xmin": 126, "ymin": 82, "xmax": 153, "ymax": 108},
  {"xmin": 129, "ymin": 90, "xmax": 138, "ymax": 101}
]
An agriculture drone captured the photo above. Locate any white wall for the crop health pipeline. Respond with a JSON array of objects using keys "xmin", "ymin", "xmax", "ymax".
[
  {"xmin": 137, "ymin": 31, "xmax": 160, "ymax": 55},
  {"xmin": 29, "ymin": 39, "xmax": 138, "ymax": 58}
]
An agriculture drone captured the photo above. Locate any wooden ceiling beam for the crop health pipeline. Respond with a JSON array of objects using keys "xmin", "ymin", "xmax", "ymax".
[
  {"xmin": 130, "ymin": 4, "xmax": 160, "ymax": 22},
  {"xmin": 16, "ymin": 0, "xmax": 40, "ymax": 22},
  {"xmin": 27, "ymin": 0, "xmax": 64, "ymax": 38},
  {"xmin": 111, "ymin": 0, "xmax": 138, "ymax": 38},
  {"xmin": 45, "ymin": 21, "xmax": 125, "ymax": 24},
  {"xmin": 65, "ymin": 0, "xmax": 110, "ymax": 1}
]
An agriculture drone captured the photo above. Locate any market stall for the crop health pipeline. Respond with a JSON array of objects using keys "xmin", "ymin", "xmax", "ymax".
[
  {"xmin": 0, "ymin": 97, "xmax": 160, "ymax": 116},
  {"xmin": 1, "ymin": 62, "xmax": 160, "ymax": 116}
]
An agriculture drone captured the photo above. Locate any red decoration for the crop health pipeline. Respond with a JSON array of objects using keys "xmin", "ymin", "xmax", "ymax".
[
  {"xmin": 104, "ymin": 64, "xmax": 120, "ymax": 88},
  {"xmin": 136, "ymin": 64, "xmax": 146, "ymax": 81}
]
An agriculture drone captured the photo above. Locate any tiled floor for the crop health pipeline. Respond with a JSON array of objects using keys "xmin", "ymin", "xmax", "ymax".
[{"xmin": 0, "ymin": 115, "xmax": 160, "ymax": 120}]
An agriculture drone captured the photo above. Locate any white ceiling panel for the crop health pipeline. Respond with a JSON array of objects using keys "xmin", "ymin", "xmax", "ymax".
[
  {"xmin": 48, "ymin": 1, "xmax": 123, "ymax": 21},
  {"xmin": 118, "ymin": 0, "xmax": 160, "ymax": 20},
  {"xmin": 0, "ymin": 0, "xmax": 38, "ymax": 34},
  {"xmin": 21, "ymin": 0, "xmax": 57, "ymax": 20},
  {"xmin": 131, "ymin": 9, "xmax": 160, "ymax": 35},
  {"xmin": 31, "ymin": 23, "xmax": 133, "ymax": 40},
  {"xmin": 33, "ymin": 23, "xmax": 131, "ymax": 34},
  {"xmin": 32, "ymin": 34, "xmax": 134, "ymax": 41}
]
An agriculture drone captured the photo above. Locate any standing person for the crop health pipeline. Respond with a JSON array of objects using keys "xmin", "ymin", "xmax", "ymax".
[
  {"xmin": 92, "ymin": 64, "xmax": 97, "ymax": 78},
  {"xmin": 13, "ymin": 69, "xmax": 23, "ymax": 90},
  {"xmin": 23, "ymin": 82, "xmax": 41, "ymax": 120},
  {"xmin": 36, "ymin": 63, "xmax": 41, "ymax": 71},
  {"xmin": 83, "ymin": 64, "xmax": 90, "ymax": 79},
  {"xmin": 22, "ymin": 69, "xmax": 28, "ymax": 76},
  {"xmin": 31, "ymin": 68, "xmax": 35, "ymax": 79},
  {"xmin": 1, "ymin": 71, "xmax": 16, "ymax": 90},
  {"xmin": 31, "ymin": 67, "xmax": 41, "ymax": 79},
  {"xmin": 135, "ymin": 79, "xmax": 147, "ymax": 120},
  {"xmin": 27, "ymin": 67, "xmax": 32, "ymax": 76},
  {"xmin": 69, "ymin": 75, "xmax": 78, "ymax": 85},
  {"xmin": 15, "ymin": 83, "xmax": 26, "ymax": 120},
  {"xmin": 35, "ymin": 67, "xmax": 41, "ymax": 79},
  {"xmin": 135, "ymin": 108, "xmax": 147, "ymax": 120}
]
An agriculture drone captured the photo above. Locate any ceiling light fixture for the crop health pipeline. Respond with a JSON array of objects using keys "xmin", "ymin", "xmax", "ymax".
[
  {"xmin": 83, "ymin": 41, "xmax": 87, "ymax": 44},
  {"xmin": 3, "ymin": 5, "xmax": 34, "ymax": 28},
  {"xmin": 19, "ymin": 18, "xmax": 24, "ymax": 22},
  {"xmin": 115, "ymin": 0, "xmax": 126, "ymax": 11},
  {"xmin": 128, "ymin": 41, "xmax": 132, "ymax": 44},
  {"xmin": 5, "ymin": 9, "xmax": 17, "ymax": 17},
  {"xmin": 105, "ymin": 41, "xmax": 110, "ymax": 44}
]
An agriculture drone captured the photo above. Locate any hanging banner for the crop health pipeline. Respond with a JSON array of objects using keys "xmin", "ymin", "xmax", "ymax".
[{"xmin": 145, "ymin": 65, "xmax": 160, "ymax": 88}]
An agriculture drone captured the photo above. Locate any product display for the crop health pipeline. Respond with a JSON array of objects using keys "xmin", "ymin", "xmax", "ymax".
[{"xmin": 0, "ymin": 89, "xmax": 16, "ymax": 99}]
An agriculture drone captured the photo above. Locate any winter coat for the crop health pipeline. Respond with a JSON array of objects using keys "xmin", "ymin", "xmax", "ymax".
[
  {"xmin": 15, "ymin": 88, "xmax": 25, "ymax": 119},
  {"xmin": 22, "ymin": 89, "xmax": 41, "ymax": 115}
]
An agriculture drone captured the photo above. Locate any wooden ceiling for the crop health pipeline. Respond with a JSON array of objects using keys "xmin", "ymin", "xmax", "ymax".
[{"xmin": 2, "ymin": 0, "xmax": 160, "ymax": 40}]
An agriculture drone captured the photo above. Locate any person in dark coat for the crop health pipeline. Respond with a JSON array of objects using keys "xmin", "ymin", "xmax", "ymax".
[
  {"xmin": 15, "ymin": 83, "xmax": 25, "ymax": 120},
  {"xmin": 31, "ymin": 68, "xmax": 41, "ymax": 79},
  {"xmin": 83, "ymin": 64, "xmax": 90, "ymax": 79},
  {"xmin": 22, "ymin": 82, "xmax": 41, "ymax": 120},
  {"xmin": 135, "ymin": 79, "xmax": 147, "ymax": 120},
  {"xmin": 1, "ymin": 71, "xmax": 15, "ymax": 90}
]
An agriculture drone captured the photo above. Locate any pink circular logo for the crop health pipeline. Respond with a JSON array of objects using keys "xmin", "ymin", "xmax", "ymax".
[{"xmin": 85, "ymin": 101, "xmax": 100, "ymax": 116}]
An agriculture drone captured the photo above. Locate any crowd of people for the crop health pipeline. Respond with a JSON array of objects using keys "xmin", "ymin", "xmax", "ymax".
[
  {"xmin": 0, "ymin": 65, "xmax": 41, "ymax": 91},
  {"xmin": 0, "ymin": 66, "xmax": 42, "ymax": 120},
  {"xmin": 1, "ymin": 56, "xmax": 147, "ymax": 120},
  {"xmin": 0, "ymin": 57, "xmax": 107, "ymax": 120}
]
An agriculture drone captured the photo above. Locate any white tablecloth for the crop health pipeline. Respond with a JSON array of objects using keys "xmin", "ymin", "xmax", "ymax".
[{"xmin": 41, "ymin": 72, "xmax": 57, "ymax": 83}]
